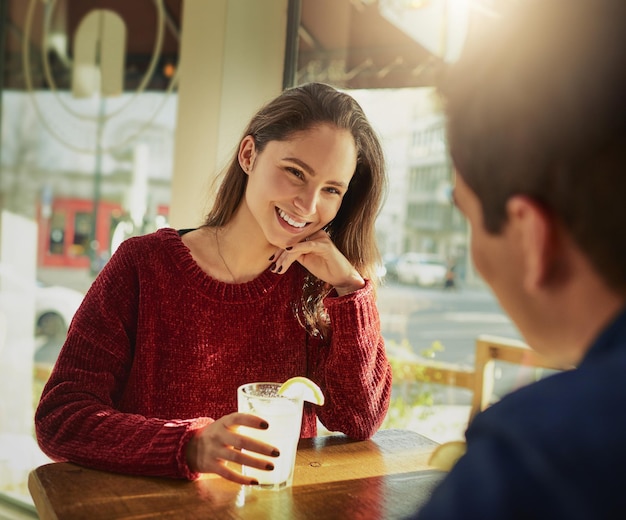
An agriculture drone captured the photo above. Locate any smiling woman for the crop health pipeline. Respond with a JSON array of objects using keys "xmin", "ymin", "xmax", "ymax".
[{"xmin": 34, "ymin": 83, "xmax": 392, "ymax": 486}]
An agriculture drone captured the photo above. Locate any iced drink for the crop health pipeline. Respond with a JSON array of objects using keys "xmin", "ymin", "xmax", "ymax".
[{"xmin": 237, "ymin": 382, "xmax": 304, "ymax": 489}]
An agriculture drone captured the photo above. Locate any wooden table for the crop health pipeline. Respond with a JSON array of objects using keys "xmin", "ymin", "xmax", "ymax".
[{"xmin": 29, "ymin": 429, "xmax": 445, "ymax": 519}]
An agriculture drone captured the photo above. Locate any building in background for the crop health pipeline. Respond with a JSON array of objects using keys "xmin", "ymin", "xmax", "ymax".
[
  {"xmin": 404, "ymin": 113, "xmax": 468, "ymax": 279},
  {"xmin": 352, "ymin": 88, "xmax": 470, "ymax": 283}
]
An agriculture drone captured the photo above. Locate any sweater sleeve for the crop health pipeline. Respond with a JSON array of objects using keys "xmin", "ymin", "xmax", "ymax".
[
  {"xmin": 310, "ymin": 280, "xmax": 392, "ymax": 439},
  {"xmin": 34, "ymin": 238, "xmax": 211, "ymax": 480}
]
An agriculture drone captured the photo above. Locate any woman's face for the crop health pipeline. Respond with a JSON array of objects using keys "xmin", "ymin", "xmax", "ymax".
[{"xmin": 240, "ymin": 123, "xmax": 358, "ymax": 249}]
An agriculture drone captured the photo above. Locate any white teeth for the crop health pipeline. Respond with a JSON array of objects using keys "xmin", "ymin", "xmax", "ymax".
[{"xmin": 278, "ymin": 209, "xmax": 307, "ymax": 228}]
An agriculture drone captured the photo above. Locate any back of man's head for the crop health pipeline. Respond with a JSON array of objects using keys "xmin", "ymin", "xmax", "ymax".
[{"xmin": 440, "ymin": 0, "xmax": 626, "ymax": 293}]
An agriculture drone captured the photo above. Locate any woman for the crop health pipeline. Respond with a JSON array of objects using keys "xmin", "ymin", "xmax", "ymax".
[{"xmin": 35, "ymin": 83, "xmax": 392, "ymax": 484}]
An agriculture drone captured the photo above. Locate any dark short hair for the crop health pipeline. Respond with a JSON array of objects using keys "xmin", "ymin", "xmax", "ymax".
[{"xmin": 439, "ymin": 0, "xmax": 626, "ymax": 291}]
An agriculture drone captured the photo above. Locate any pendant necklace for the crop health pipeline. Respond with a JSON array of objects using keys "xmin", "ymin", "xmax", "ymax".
[{"xmin": 214, "ymin": 228, "xmax": 237, "ymax": 283}]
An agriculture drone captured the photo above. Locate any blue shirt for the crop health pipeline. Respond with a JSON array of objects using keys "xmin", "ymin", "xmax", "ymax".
[{"xmin": 413, "ymin": 306, "xmax": 626, "ymax": 519}]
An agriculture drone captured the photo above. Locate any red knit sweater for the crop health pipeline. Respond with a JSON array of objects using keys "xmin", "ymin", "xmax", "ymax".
[{"xmin": 35, "ymin": 228, "xmax": 391, "ymax": 479}]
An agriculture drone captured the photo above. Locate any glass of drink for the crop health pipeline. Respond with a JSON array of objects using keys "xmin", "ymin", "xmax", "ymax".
[{"xmin": 237, "ymin": 382, "xmax": 304, "ymax": 490}]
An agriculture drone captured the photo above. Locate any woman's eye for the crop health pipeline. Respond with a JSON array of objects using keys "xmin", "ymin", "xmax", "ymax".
[
  {"xmin": 324, "ymin": 186, "xmax": 343, "ymax": 196},
  {"xmin": 286, "ymin": 167, "xmax": 304, "ymax": 179}
]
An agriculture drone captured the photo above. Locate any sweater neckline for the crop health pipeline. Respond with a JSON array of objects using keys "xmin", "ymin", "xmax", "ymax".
[{"xmin": 158, "ymin": 227, "xmax": 288, "ymax": 303}]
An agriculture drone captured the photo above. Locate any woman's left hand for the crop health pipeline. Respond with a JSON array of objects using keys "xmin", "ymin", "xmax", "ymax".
[{"xmin": 269, "ymin": 229, "xmax": 365, "ymax": 296}]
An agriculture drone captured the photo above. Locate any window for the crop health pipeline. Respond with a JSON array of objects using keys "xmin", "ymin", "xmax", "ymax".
[{"xmin": 0, "ymin": 0, "xmax": 182, "ymax": 508}]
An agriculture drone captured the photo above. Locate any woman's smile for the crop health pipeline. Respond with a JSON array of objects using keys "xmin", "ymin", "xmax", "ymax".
[{"xmin": 276, "ymin": 207, "xmax": 311, "ymax": 232}]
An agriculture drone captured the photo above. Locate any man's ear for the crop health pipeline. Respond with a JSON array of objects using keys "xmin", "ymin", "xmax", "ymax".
[
  {"xmin": 238, "ymin": 135, "xmax": 257, "ymax": 174},
  {"xmin": 506, "ymin": 195, "xmax": 557, "ymax": 292}
]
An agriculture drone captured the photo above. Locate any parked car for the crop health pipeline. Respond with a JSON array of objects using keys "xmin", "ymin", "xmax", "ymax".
[
  {"xmin": 35, "ymin": 281, "xmax": 85, "ymax": 340},
  {"xmin": 395, "ymin": 253, "xmax": 448, "ymax": 287},
  {"xmin": 383, "ymin": 254, "xmax": 400, "ymax": 282}
]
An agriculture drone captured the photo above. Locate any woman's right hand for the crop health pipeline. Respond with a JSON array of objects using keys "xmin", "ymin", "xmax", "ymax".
[{"xmin": 185, "ymin": 412, "xmax": 280, "ymax": 484}]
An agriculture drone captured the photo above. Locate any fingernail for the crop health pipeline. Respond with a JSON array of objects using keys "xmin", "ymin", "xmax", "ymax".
[
  {"xmin": 250, "ymin": 479, "xmax": 259, "ymax": 485},
  {"xmin": 276, "ymin": 265, "xmax": 283, "ymax": 273},
  {"xmin": 269, "ymin": 262, "xmax": 276, "ymax": 271},
  {"xmin": 260, "ymin": 421, "xmax": 269, "ymax": 429},
  {"xmin": 271, "ymin": 449, "xmax": 280, "ymax": 457},
  {"xmin": 266, "ymin": 463, "xmax": 274, "ymax": 471},
  {"xmin": 268, "ymin": 254, "xmax": 275, "ymax": 261},
  {"xmin": 286, "ymin": 246, "xmax": 293, "ymax": 251}
]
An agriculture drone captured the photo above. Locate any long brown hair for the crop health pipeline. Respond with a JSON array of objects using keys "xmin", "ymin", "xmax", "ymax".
[{"xmin": 205, "ymin": 82, "xmax": 387, "ymax": 336}]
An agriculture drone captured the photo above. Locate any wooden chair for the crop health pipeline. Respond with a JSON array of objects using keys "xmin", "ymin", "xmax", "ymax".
[{"xmin": 469, "ymin": 334, "xmax": 573, "ymax": 422}]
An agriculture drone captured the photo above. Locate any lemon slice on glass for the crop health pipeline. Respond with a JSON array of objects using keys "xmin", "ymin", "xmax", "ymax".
[{"xmin": 278, "ymin": 376, "xmax": 325, "ymax": 405}]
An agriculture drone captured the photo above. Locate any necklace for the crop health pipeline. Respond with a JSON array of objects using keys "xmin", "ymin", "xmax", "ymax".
[{"xmin": 214, "ymin": 228, "xmax": 237, "ymax": 283}]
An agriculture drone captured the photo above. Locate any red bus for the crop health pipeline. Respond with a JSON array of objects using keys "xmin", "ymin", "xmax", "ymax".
[{"xmin": 37, "ymin": 198, "xmax": 124, "ymax": 269}]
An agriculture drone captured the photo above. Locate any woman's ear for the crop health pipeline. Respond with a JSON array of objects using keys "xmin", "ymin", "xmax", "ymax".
[
  {"xmin": 238, "ymin": 135, "xmax": 257, "ymax": 174},
  {"xmin": 506, "ymin": 195, "xmax": 557, "ymax": 292}
]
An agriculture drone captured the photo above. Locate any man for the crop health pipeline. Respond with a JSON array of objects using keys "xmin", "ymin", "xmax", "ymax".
[{"xmin": 414, "ymin": 1, "xmax": 626, "ymax": 518}]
